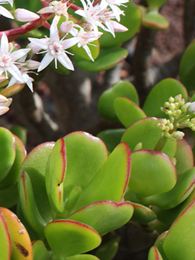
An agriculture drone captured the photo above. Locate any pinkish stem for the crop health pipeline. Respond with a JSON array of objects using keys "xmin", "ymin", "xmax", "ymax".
[{"xmin": 0, "ymin": 0, "xmax": 81, "ymax": 41}]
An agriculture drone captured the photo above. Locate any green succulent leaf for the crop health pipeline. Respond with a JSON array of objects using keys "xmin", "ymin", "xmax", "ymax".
[
  {"xmin": 95, "ymin": 237, "xmax": 120, "ymax": 260},
  {"xmin": 70, "ymin": 201, "xmax": 134, "ymax": 235},
  {"xmin": 71, "ymin": 40, "xmax": 100, "ymax": 61},
  {"xmin": 22, "ymin": 142, "xmax": 54, "ymax": 222},
  {"xmin": 114, "ymin": 97, "xmax": 146, "ymax": 127},
  {"xmin": 0, "ymin": 128, "xmax": 16, "ymax": 182},
  {"xmin": 18, "ymin": 172, "xmax": 46, "ymax": 237},
  {"xmin": 179, "ymin": 41, "xmax": 195, "ymax": 90},
  {"xmin": 121, "ymin": 118, "xmax": 162, "ymax": 150},
  {"xmin": 129, "ymin": 150, "xmax": 176, "ymax": 197},
  {"xmin": 33, "ymin": 240, "xmax": 50, "ymax": 260},
  {"xmin": 45, "ymin": 220, "xmax": 101, "ymax": 257},
  {"xmin": 148, "ymin": 246, "xmax": 163, "ymax": 260},
  {"xmin": 143, "ymin": 10, "xmax": 169, "ymax": 30},
  {"xmin": 160, "ymin": 137, "xmax": 177, "ymax": 158},
  {"xmin": 98, "ymin": 129, "xmax": 125, "ymax": 152},
  {"xmin": 0, "ymin": 213, "xmax": 10, "ymax": 260},
  {"xmin": 175, "ymin": 140, "xmax": 194, "ymax": 175},
  {"xmin": 66, "ymin": 254, "xmax": 99, "ymax": 260},
  {"xmin": 98, "ymin": 81, "xmax": 139, "ymax": 121},
  {"xmin": 75, "ymin": 47, "xmax": 128, "ymax": 72},
  {"xmin": 74, "ymin": 143, "xmax": 131, "ymax": 210},
  {"xmin": 144, "ymin": 167, "xmax": 195, "ymax": 209},
  {"xmin": 100, "ymin": 3, "xmax": 141, "ymax": 47},
  {"xmin": 143, "ymin": 79, "xmax": 188, "ymax": 117},
  {"xmin": 0, "ymin": 208, "xmax": 33, "ymax": 260},
  {"xmin": 0, "ymin": 184, "xmax": 18, "ymax": 208},
  {"xmin": 46, "ymin": 132, "xmax": 108, "ymax": 213},
  {"xmin": 146, "ymin": 0, "xmax": 167, "ymax": 9},
  {"xmin": 11, "ymin": 126, "xmax": 27, "ymax": 145},
  {"xmin": 163, "ymin": 201, "xmax": 195, "ymax": 260},
  {"xmin": 0, "ymin": 136, "xmax": 26, "ymax": 188},
  {"xmin": 130, "ymin": 202, "xmax": 157, "ymax": 224}
]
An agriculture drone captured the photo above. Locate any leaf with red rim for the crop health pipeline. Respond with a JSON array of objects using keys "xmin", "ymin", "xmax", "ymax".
[
  {"xmin": 121, "ymin": 118, "xmax": 162, "ymax": 150},
  {"xmin": 129, "ymin": 150, "xmax": 176, "ymax": 197},
  {"xmin": 22, "ymin": 143, "xmax": 54, "ymax": 222},
  {"xmin": 46, "ymin": 132, "xmax": 108, "ymax": 213},
  {"xmin": 74, "ymin": 143, "xmax": 131, "ymax": 210},
  {"xmin": 163, "ymin": 201, "xmax": 195, "ymax": 260},
  {"xmin": 148, "ymin": 246, "xmax": 163, "ymax": 260},
  {"xmin": 0, "ymin": 207, "xmax": 33, "ymax": 260},
  {"xmin": 70, "ymin": 201, "xmax": 134, "ymax": 235},
  {"xmin": 18, "ymin": 172, "xmax": 46, "ymax": 237},
  {"xmin": 45, "ymin": 220, "xmax": 101, "ymax": 257},
  {"xmin": 114, "ymin": 97, "xmax": 146, "ymax": 128},
  {"xmin": 0, "ymin": 213, "xmax": 10, "ymax": 260}
]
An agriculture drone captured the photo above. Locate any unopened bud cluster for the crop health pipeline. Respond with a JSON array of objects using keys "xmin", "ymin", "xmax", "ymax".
[{"xmin": 159, "ymin": 95, "xmax": 195, "ymax": 139}]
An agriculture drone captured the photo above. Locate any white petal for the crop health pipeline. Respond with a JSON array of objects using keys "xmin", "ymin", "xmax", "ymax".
[
  {"xmin": 110, "ymin": 20, "xmax": 128, "ymax": 32},
  {"xmin": 38, "ymin": 53, "xmax": 54, "ymax": 72},
  {"xmin": 57, "ymin": 52, "xmax": 74, "ymax": 71},
  {"xmin": 62, "ymin": 38, "xmax": 78, "ymax": 49},
  {"xmin": 15, "ymin": 8, "xmax": 40, "ymax": 22},
  {"xmin": 0, "ymin": 6, "xmax": 13, "ymax": 19},
  {"xmin": 83, "ymin": 45, "xmax": 94, "ymax": 61},
  {"xmin": 8, "ymin": 64, "xmax": 23, "ymax": 82},
  {"xmin": 50, "ymin": 18, "xmax": 60, "ymax": 41},
  {"xmin": 0, "ymin": 0, "xmax": 13, "ymax": 6},
  {"xmin": 0, "ymin": 33, "xmax": 9, "ymax": 53},
  {"xmin": 0, "ymin": 106, "xmax": 9, "ymax": 115},
  {"xmin": 38, "ymin": 6, "xmax": 54, "ymax": 14},
  {"xmin": 11, "ymin": 48, "xmax": 30, "ymax": 61},
  {"xmin": 28, "ymin": 38, "xmax": 49, "ymax": 51}
]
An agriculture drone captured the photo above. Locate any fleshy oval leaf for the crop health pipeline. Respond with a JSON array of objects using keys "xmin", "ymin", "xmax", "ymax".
[
  {"xmin": 70, "ymin": 201, "xmax": 134, "ymax": 235},
  {"xmin": 129, "ymin": 150, "xmax": 176, "ymax": 197},
  {"xmin": 114, "ymin": 97, "xmax": 146, "ymax": 127},
  {"xmin": 163, "ymin": 201, "xmax": 195, "ymax": 260},
  {"xmin": 121, "ymin": 118, "xmax": 162, "ymax": 150},
  {"xmin": 98, "ymin": 81, "xmax": 139, "ymax": 121},
  {"xmin": 143, "ymin": 78, "xmax": 188, "ymax": 117},
  {"xmin": 0, "ymin": 127, "xmax": 16, "ymax": 182},
  {"xmin": 0, "ymin": 207, "xmax": 33, "ymax": 260},
  {"xmin": 74, "ymin": 143, "xmax": 131, "ymax": 210},
  {"xmin": 45, "ymin": 220, "xmax": 101, "ymax": 257}
]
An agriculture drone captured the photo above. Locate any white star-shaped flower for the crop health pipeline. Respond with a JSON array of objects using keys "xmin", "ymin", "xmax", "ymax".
[
  {"xmin": 101, "ymin": 0, "xmax": 128, "ymax": 21},
  {"xmin": 0, "ymin": 33, "xmax": 30, "ymax": 82},
  {"xmin": 76, "ymin": 0, "xmax": 127, "ymax": 37},
  {"xmin": 29, "ymin": 19, "xmax": 78, "ymax": 72}
]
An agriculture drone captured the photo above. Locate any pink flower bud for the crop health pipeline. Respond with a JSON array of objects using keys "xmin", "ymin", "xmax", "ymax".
[{"xmin": 15, "ymin": 8, "xmax": 40, "ymax": 22}]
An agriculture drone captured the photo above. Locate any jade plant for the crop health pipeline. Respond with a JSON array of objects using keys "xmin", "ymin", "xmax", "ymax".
[
  {"xmin": 17, "ymin": 131, "xmax": 134, "ymax": 259},
  {"xmin": 98, "ymin": 79, "xmax": 195, "ymax": 260}
]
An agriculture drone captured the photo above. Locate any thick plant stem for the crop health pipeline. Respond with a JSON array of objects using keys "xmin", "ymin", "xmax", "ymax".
[
  {"xmin": 183, "ymin": 0, "xmax": 195, "ymax": 46},
  {"xmin": 132, "ymin": 27, "xmax": 155, "ymax": 104}
]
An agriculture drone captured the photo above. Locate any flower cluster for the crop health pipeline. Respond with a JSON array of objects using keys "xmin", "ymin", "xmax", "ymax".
[
  {"xmin": 0, "ymin": 0, "xmax": 128, "ymax": 94},
  {"xmin": 159, "ymin": 95, "xmax": 195, "ymax": 139}
]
